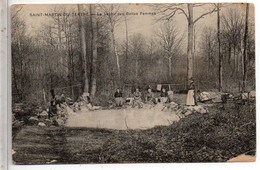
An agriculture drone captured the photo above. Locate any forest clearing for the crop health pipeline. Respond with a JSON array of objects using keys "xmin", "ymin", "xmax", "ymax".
[{"xmin": 11, "ymin": 3, "xmax": 255, "ymax": 164}]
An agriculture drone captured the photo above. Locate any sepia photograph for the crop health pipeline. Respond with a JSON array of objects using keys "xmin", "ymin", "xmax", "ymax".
[{"xmin": 11, "ymin": 3, "xmax": 256, "ymax": 164}]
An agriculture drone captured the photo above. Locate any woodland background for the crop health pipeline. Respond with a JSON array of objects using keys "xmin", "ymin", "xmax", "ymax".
[{"xmin": 11, "ymin": 3, "xmax": 255, "ymax": 106}]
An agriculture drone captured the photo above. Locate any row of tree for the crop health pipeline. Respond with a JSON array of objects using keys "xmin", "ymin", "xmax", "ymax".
[
  {"xmin": 11, "ymin": 4, "xmax": 254, "ymax": 105},
  {"xmin": 199, "ymin": 4, "xmax": 254, "ymax": 91}
]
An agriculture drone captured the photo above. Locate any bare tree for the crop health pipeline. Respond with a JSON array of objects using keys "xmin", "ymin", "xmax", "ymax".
[
  {"xmin": 78, "ymin": 4, "xmax": 89, "ymax": 93},
  {"xmin": 156, "ymin": 21, "xmax": 182, "ymax": 79},
  {"xmin": 11, "ymin": 6, "xmax": 26, "ymax": 100},
  {"xmin": 154, "ymin": 4, "xmax": 217, "ymax": 85},
  {"xmin": 221, "ymin": 7, "xmax": 244, "ymax": 72},
  {"xmin": 90, "ymin": 4, "xmax": 98, "ymax": 96},
  {"xmin": 200, "ymin": 27, "xmax": 217, "ymax": 89},
  {"xmin": 242, "ymin": 3, "xmax": 249, "ymax": 92},
  {"xmin": 129, "ymin": 33, "xmax": 146, "ymax": 81},
  {"xmin": 215, "ymin": 3, "xmax": 223, "ymax": 92},
  {"xmin": 99, "ymin": 4, "xmax": 122, "ymax": 81},
  {"xmin": 124, "ymin": 12, "xmax": 129, "ymax": 62}
]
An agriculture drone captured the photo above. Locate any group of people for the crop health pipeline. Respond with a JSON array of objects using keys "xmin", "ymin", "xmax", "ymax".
[
  {"xmin": 48, "ymin": 78, "xmax": 197, "ymax": 117},
  {"xmin": 48, "ymin": 90, "xmax": 95, "ymax": 118},
  {"xmin": 114, "ymin": 87, "xmax": 172, "ymax": 108},
  {"xmin": 49, "ymin": 89, "xmax": 67, "ymax": 118},
  {"xmin": 114, "ymin": 78, "xmax": 197, "ymax": 108}
]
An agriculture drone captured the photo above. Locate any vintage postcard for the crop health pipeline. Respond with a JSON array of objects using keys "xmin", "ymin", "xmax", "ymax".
[{"xmin": 11, "ymin": 3, "xmax": 255, "ymax": 164}]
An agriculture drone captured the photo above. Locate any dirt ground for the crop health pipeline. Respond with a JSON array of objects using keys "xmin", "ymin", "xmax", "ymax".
[{"xmin": 12, "ymin": 95, "xmax": 256, "ymax": 164}]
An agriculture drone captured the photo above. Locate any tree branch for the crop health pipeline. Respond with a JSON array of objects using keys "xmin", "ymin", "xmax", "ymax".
[
  {"xmin": 175, "ymin": 8, "xmax": 189, "ymax": 20},
  {"xmin": 12, "ymin": 6, "xmax": 23, "ymax": 19},
  {"xmin": 194, "ymin": 6, "xmax": 218, "ymax": 23},
  {"xmin": 154, "ymin": 4, "xmax": 188, "ymax": 21}
]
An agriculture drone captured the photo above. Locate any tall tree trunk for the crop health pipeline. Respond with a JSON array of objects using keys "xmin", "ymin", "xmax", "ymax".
[
  {"xmin": 124, "ymin": 14, "xmax": 129, "ymax": 63},
  {"xmin": 187, "ymin": 4, "xmax": 194, "ymax": 84},
  {"xmin": 238, "ymin": 49, "xmax": 241, "ymax": 72},
  {"xmin": 234, "ymin": 48, "xmax": 236, "ymax": 71},
  {"xmin": 242, "ymin": 3, "xmax": 249, "ymax": 92},
  {"xmin": 71, "ymin": 44, "xmax": 75, "ymax": 100},
  {"xmin": 78, "ymin": 4, "xmax": 89, "ymax": 93},
  {"xmin": 124, "ymin": 14, "xmax": 129, "ymax": 83},
  {"xmin": 228, "ymin": 43, "xmax": 231, "ymax": 64},
  {"xmin": 168, "ymin": 57, "xmax": 172, "ymax": 79},
  {"xmin": 65, "ymin": 30, "xmax": 74, "ymax": 98},
  {"xmin": 57, "ymin": 16, "xmax": 64, "ymax": 72},
  {"xmin": 90, "ymin": 5, "xmax": 98, "ymax": 96},
  {"xmin": 208, "ymin": 50, "xmax": 211, "ymax": 90},
  {"xmin": 217, "ymin": 4, "xmax": 223, "ymax": 92},
  {"xmin": 136, "ymin": 54, "xmax": 138, "ymax": 80},
  {"xmin": 237, "ymin": 48, "xmax": 240, "ymax": 72},
  {"xmin": 57, "ymin": 16, "xmax": 62, "ymax": 44},
  {"xmin": 111, "ymin": 29, "xmax": 120, "ymax": 80},
  {"xmin": 193, "ymin": 26, "xmax": 196, "ymax": 77}
]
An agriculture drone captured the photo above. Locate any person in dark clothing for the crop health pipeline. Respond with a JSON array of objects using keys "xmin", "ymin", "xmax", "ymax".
[
  {"xmin": 114, "ymin": 88, "xmax": 123, "ymax": 98},
  {"xmin": 114, "ymin": 88, "xmax": 123, "ymax": 107},
  {"xmin": 161, "ymin": 88, "xmax": 168, "ymax": 97},
  {"xmin": 49, "ymin": 89, "xmax": 57, "ymax": 118}
]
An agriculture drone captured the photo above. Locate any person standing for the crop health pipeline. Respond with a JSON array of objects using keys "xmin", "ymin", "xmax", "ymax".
[
  {"xmin": 114, "ymin": 88, "xmax": 123, "ymax": 107},
  {"xmin": 186, "ymin": 78, "xmax": 196, "ymax": 106}
]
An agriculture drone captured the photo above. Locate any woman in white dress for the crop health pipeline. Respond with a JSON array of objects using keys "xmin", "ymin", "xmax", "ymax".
[{"xmin": 186, "ymin": 78, "xmax": 195, "ymax": 106}]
